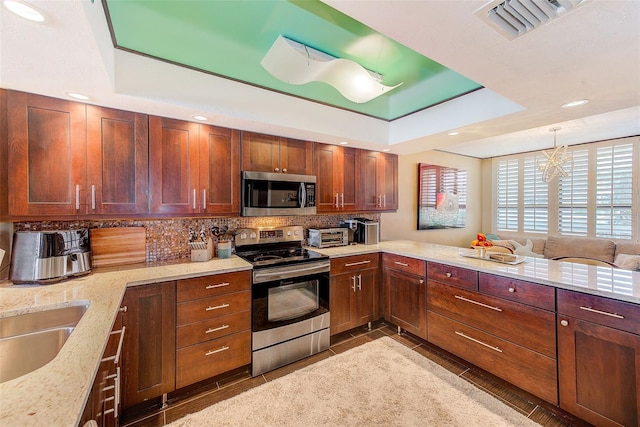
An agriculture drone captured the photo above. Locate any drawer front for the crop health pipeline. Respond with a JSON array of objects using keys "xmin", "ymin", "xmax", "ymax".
[
  {"xmin": 177, "ymin": 270, "xmax": 251, "ymax": 302},
  {"xmin": 427, "ymin": 280, "xmax": 556, "ymax": 357},
  {"xmin": 330, "ymin": 253, "xmax": 380, "ymax": 275},
  {"xmin": 479, "ymin": 273, "xmax": 555, "ymax": 311},
  {"xmin": 427, "ymin": 262, "xmax": 477, "ymax": 290},
  {"xmin": 428, "ymin": 311, "xmax": 558, "ymax": 404},
  {"xmin": 176, "ymin": 310, "xmax": 251, "ymax": 349},
  {"xmin": 176, "ymin": 330, "xmax": 251, "ymax": 389},
  {"xmin": 557, "ymin": 289, "xmax": 640, "ymax": 335},
  {"xmin": 382, "ymin": 253, "xmax": 425, "ymax": 277},
  {"xmin": 177, "ymin": 291, "xmax": 251, "ymax": 325}
]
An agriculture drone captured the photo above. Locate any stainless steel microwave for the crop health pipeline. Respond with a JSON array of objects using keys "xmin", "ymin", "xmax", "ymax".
[{"xmin": 241, "ymin": 171, "xmax": 316, "ymax": 216}]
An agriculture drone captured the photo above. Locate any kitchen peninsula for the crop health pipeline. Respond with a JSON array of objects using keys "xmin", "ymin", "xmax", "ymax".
[{"xmin": 1, "ymin": 240, "xmax": 638, "ymax": 427}]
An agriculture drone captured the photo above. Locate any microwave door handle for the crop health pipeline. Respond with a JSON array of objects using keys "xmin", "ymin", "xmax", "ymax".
[{"xmin": 299, "ymin": 182, "xmax": 307, "ymax": 207}]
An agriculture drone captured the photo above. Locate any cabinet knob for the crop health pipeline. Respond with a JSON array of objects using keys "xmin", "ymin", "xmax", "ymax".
[
  {"xmin": 560, "ymin": 319, "xmax": 569, "ymax": 327},
  {"xmin": 282, "ymin": 168, "xmax": 287, "ymax": 173},
  {"xmin": 508, "ymin": 287, "xmax": 516, "ymax": 293},
  {"xmin": 419, "ymin": 279, "xmax": 424, "ymax": 284},
  {"xmin": 119, "ymin": 306, "xmax": 127, "ymax": 313},
  {"xmin": 446, "ymin": 272, "xmax": 452, "ymax": 278},
  {"xmin": 274, "ymin": 167, "xmax": 280, "ymax": 172}
]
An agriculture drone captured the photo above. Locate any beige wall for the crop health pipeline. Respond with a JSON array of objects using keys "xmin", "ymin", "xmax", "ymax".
[{"xmin": 381, "ymin": 150, "xmax": 482, "ymax": 248}]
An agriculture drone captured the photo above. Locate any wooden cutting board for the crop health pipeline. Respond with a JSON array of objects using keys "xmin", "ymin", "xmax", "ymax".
[{"xmin": 90, "ymin": 227, "xmax": 146, "ymax": 267}]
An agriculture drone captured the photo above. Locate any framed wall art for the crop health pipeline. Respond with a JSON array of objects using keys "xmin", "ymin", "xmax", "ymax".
[{"xmin": 417, "ymin": 163, "xmax": 467, "ymax": 229}]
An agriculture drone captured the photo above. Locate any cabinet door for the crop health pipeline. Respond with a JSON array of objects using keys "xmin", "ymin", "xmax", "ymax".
[
  {"xmin": 241, "ymin": 131, "xmax": 280, "ymax": 172},
  {"xmin": 558, "ymin": 316, "xmax": 640, "ymax": 427},
  {"xmin": 315, "ymin": 144, "xmax": 343, "ymax": 212},
  {"xmin": 380, "ymin": 152, "xmax": 398, "ymax": 210},
  {"xmin": 121, "ymin": 281, "xmax": 176, "ymax": 409},
  {"xmin": 330, "ymin": 273, "xmax": 355, "ymax": 335},
  {"xmin": 86, "ymin": 105, "xmax": 149, "ymax": 215},
  {"xmin": 355, "ymin": 268, "xmax": 377, "ymax": 325},
  {"xmin": 385, "ymin": 268, "xmax": 427, "ymax": 339},
  {"xmin": 279, "ymin": 138, "xmax": 313, "ymax": 175},
  {"xmin": 341, "ymin": 147, "xmax": 359, "ymax": 211},
  {"xmin": 7, "ymin": 90, "xmax": 86, "ymax": 216},
  {"xmin": 149, "ymin": 116, "xmax": 200, "ymax": 214},
  {"xmin": 199, "ymin": 124, "xmax": 240, "ymax": 214},
  {"xmin": 359, "ymin": 150, "xmax": 397, "ymax": 211}
]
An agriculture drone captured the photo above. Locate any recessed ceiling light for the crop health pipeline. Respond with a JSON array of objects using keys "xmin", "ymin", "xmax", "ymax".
[
  {"xmin": 448, "ymin": 132, "xmax": 459, "ymax": 136},
  {"xmin": 193, "ymin": 115, "xmax": 208, "ymax": 121},
  {"xmin": 66, "ymin": 92, "xmax": 89, "ymax": 101},
  {"xmin": 3, "ymin": 0, "xmax": 45, "ymax": 22},
  {"xmin": 339, "ymin": 141, "xmax": 349, "ymax": 145},
  {"xmin": 561, "ymin": 99, "xmax": 589, "ymax": 108}
]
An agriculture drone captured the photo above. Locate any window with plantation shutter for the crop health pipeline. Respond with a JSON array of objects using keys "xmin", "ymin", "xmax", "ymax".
[
  {"xmin": 496, "ymin": 159, "xmax": 519, "ymax": 231},
  {"xmin": 492, "ymin": 137, "xmax": 638, "ymax": 240}
]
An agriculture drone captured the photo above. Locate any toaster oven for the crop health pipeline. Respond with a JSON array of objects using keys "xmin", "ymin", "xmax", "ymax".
[{"xmin": 308, "ymin": 228, "xmax": 349, "ymax": 248}]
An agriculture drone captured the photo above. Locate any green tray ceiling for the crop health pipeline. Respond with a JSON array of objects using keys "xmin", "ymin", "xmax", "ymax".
[{"xmin": 104, "ymin": 0, "xmax": 482, "ymax": 121}]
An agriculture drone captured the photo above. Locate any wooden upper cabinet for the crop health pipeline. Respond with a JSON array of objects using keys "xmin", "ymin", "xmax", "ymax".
[
  {"xmin": 149, "ymin": 116, "xmax": 200, "ymax": 215},
  {"xmin": 86, "ymin": 105, "xmax": 149, "ymax": 215},
  {"xmin": 199, "ymin": 124, "xmax": 240, "ymax": 215},
  {"xmin": 149, "ymin": 116, "xmax": 241, "ymax": 215},
  {"xmin": 360, "ymin": 150, "xmax": 398, "ymax": 211},
  {"xmin": 314, "ymin": 143, "xmax": 358, "ymax": 212},
  {"xmin": 241, "ymin": 131, "xmax": 313, "ymax": 175},
  {"xmin": 7, "ymin": 91, "xmax": 87, "ymax": 217}
]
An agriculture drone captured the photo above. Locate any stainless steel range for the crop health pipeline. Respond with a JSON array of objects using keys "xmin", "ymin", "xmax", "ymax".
[{"xmin": 234, "ymin": 226, "xmax": 330, "ymax": 376}]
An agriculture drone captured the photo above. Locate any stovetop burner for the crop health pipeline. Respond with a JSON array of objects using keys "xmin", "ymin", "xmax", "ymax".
[{"xmin": 236, "ymin": 246, "xmax": 326, "ymax": 268}]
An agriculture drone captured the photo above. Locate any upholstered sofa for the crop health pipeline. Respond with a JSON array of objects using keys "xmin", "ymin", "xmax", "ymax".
[{"xmin": 487, "ymin": 235, "xmax": 640, "ymax": 270}]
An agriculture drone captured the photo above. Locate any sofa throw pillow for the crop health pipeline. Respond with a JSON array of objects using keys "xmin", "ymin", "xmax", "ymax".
[
  {"xmin": 614, "ymin": 253, "xmax": 640, "ymax": 271},
  {"xmin": 509, "ymin": 239, "xmax": 543, "ymax": 258}
]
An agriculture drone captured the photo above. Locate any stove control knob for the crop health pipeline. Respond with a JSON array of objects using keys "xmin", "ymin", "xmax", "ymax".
[
  {"xmin": 240, "ymin": 232, "xmax": 247, "ymax": 240},
  {"xmin": 250, "ymin": 232, "xmax": 257, "ymax": 239},
  {"xmin": 287, "ymin": 231, "xmax": 291, "ymax": 236},
  {"xmin": 294, "ymin": 230, "xmax": 299, "ymax": 236}
]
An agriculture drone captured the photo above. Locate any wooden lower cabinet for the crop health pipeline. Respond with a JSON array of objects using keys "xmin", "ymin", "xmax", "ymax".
[
  {"xmin": 121, "ymin": 281, "xmax": 176, "ymax": 410},
  {"xmin": 175, "ymin": 271, "xmax": 251, "ymax": 389},
  {"xmin": 329, "ymin": 254, "xmax": 379, "ymax": 335},
  {"xmin": 558, "ymin": 290, "xmax": 640, "ymax": 427}
]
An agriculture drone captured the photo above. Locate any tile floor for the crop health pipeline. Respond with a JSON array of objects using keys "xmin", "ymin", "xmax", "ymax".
[{"xmin": 121, "ymin": 320, "xmax": 593, "ymax": 427}]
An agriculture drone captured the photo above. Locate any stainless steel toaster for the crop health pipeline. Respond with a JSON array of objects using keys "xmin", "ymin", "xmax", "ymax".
[{"xmin": 10, "ymin": 229, "xmax": 92, "ymax": 284}]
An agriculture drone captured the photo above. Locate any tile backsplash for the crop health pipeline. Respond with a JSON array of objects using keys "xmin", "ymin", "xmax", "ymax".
[{"xmin": 13, "ymin": 214, "xmax": 380, "ymax": 262}]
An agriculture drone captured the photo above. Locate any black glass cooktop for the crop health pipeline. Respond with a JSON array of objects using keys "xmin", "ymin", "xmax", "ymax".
[{"xmin": 235, "ymin": 243, "xmax": 328, "ymax": 268}]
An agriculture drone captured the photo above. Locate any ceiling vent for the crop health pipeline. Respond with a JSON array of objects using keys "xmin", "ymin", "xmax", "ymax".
[{"xmin": 475, "ymin": 0, "xmax": 590, "ymax": 40}]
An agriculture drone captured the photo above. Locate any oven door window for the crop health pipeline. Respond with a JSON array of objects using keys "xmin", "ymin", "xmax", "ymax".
[
  {"xmin": 253, "ymin": 273, "xmax": 329, "ymax": 332},
  {"xmin": 268, "ymin": 280, "xmax": 319, "ymax": 322}
]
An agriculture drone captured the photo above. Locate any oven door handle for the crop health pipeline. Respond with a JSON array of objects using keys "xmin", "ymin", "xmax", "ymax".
[{"xmin": 253, "ymin": 261, "xmax": 330, "ymax": 283}]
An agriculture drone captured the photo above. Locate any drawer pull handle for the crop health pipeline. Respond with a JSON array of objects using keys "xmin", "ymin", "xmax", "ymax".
[
  {"xmin": 455, "ymin": 295, "xmax": 502, "ymax": 312},
  {"xmin": 102, "ymin": 326, "xmax": 126, "ymax": 365},
  {"xmin": 455, "ymin": 331, "xmax": 503, "ymax": 353},
  {"xmin": 206, "ymin": 303, "xmax": 230, "ymax": 311},
  {"xmin": 345, "ymin": 260, "xmax": 371, "ymax": 267},
  {"xmin": 206, "ymin": 282, "xmax": 230, "ymax": 289},
  {"xmin": 579, "ymin": 306, "xmax": 624, "ymax": 319},
  {"xmin": 394, "ymin": 261, "xmax": 409, "ymax": 267},
  {"xmin": 206, "ymin": 345, "xmax": 229, "ymax": 356},
  {"xmin": 205, "ymin": 324, "xmax": 229, "ymax": 334},
  {"xmin": 446, "ymin": 272, "xmax": 452, "ymax": 278}
]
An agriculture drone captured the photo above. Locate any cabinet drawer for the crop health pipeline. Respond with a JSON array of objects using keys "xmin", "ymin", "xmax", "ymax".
[
  {"xmin": 479, "ymin": 273, "xmax": 555, "ymax": 311},
  {"xmin": 177, "ymin": 270, "xmax": 251, "ymax": 302},
  {"xmin": 427, "ymin": 280, "xmax": 556, "ymax": 357},
  {"xmin": 382, "ymin": 253, "xmax": 425, "ymax": 276},
  {"xmin": 177, "ymin": 291, "xmax": 250, "ymax": 325},
  {"xmin": 177, "ymin": 310, "xmax": 251, "ymax": 349},
  {"xmin": 331, "ymin": 253, "xmax": 380, "ymax": 275},
  {"xmin": 557, "ymin": 289, "xmax": 640, "ymax": 335},
  {"xmin": 427, "ymin": 262, "xmax": 477, "ymax": 290},
  {"xmin": 428, "ymin": 311, "xmax": 557, "ymax": 404},
  {"xmin": 176, "ymin": 330, "xmax": 251, "ymax": 389}
]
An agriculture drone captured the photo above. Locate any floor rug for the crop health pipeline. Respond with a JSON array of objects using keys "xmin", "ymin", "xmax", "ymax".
[{"xmin": 167, "ymin": 336, "xmax": 539, "ymax": 426}]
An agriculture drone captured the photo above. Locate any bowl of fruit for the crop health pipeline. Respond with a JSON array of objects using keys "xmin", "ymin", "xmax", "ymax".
[{"xmin": 471, "ymin": 233, "xmax": 493, "ymax": 258}]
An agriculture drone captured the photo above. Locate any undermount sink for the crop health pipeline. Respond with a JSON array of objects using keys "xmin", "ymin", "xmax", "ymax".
[{"xmin": 0, "ymin": 301, "xmax": 90, "ymax": 383}]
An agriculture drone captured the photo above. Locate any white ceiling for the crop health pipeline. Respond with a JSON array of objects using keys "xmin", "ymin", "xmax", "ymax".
[{"xmin": 1, "ymin": 0, "xmax": 638, "ymax": 158}]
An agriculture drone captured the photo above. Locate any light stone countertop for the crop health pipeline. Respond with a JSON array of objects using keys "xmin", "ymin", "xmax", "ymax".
[
  {"xmin": 314, "ymin": 240, "xmax": 640, "ymax": 305},
  {"xmin": 2, "ymin": 240, "xmax": 640, "ymax": 426},
  {"xmin": 0, "ymin": 256, "xmax": 252, "ymax": 427}
]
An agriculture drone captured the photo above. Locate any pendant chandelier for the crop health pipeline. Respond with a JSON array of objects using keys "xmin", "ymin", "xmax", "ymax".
[{"xmin": 537, "ymin": 127, "xmax": 571, "ymax": 183}]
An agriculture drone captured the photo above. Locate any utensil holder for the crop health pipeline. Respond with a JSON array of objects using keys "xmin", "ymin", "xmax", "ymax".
[
  {"xmin": 217, "ymin": 240, "xmax": 232, "ymax": 259},
  {"xmin": 191, "ymin": 238, "xmax": 213, "ymax": 262}
]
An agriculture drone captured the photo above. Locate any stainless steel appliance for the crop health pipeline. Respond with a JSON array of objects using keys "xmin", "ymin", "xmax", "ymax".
[
  {"xmin": 234, "ymin": 226, "xmax": 330, "ymax": 376},
  {"xmin": 308, "ymin": 228, "xmax": 348, "ymax": 248},
  {"xmin": 241, "ymin": 171, "xmax": 316, "ymax": 216},
  {"xmin": 10, "ymin": 229, "xmax": 92, "ymax": 284},
  {"xmin": 342, "ymin": 219, "xmax": 358, "ymax": 244},
  {"xmin": 354, "ymin": 218, "xmax": 380, "ymax": 245}
]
